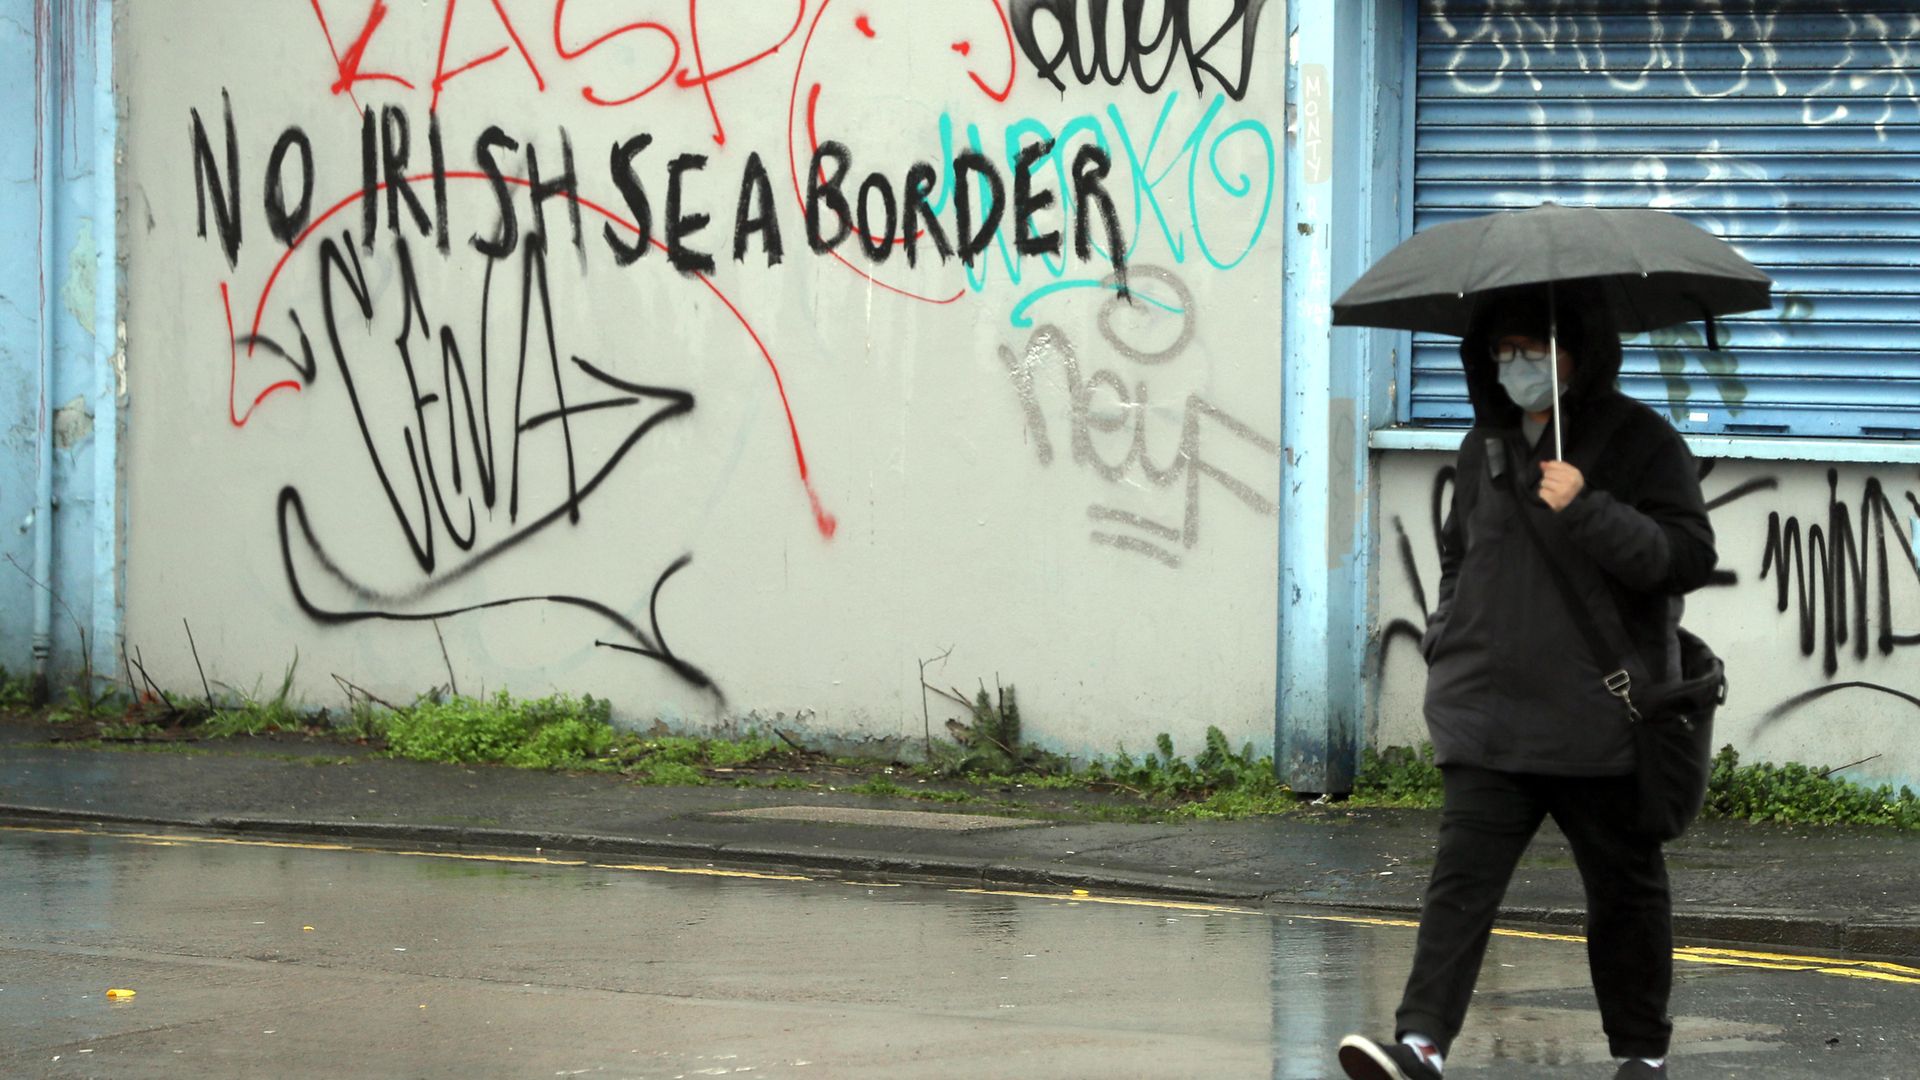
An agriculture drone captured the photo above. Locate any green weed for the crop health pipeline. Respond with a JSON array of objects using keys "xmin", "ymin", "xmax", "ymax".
[
  {"xmin": 704, "ymin": 735, "xmax": 781, "ymax": 768},
  {"xmin": 48, "ymin": 739, "xmax": 209, "ymax": 756},
  {"xmin": 1086, "ymin": 727, "xmax": 1284, "ymax": 803},
  {"xmin": 1353, "ymin": 742, "xmax": 1920, "ymax": 830},
  {"xmin": 842, "ymin": 775, "xmax": 986, "ymax": 805},
  {"xmin": 620, "ymin": 735, "xmax": 704, "ymax": 767},
  {"xmin": 966, "ymin": 771, "xmax": 1083, "ymax": 791},
  {"xmin": 511, "ymin": 716, "xmax": 616, "ymax": 768},
  {"xmin": 1030, "ymin": 726, "xmax": 1296, "ymax": 820},
  {"xmin": 199, "ymin": 706, "xmax": 307, "ymax": 738},
  {"xmin": 50, "ymin": 679, "xmax": 126, "ymax": 724},
  {"xmin": 634, "ymin": 759, "xmax": 707, "ymax": 786},
  {"xmin": 1170, "ymin": 784, "xmax": 1299, "ymax": 820},
  {"xmin": 201, "ymin": 654, "xmax": 310, "ymax": 737},
  {"xmin": 914, "ymin": 788, "xmax": 980, "ymax": 805},
  {"xmin": 334, "ymin": 693, "xmax": 393, "ymax": 742},
  {"xmin": 608, "ymin": 731, "xmax": 791, "ymax": 786},
  {"xmin": 735, "ymin": 776, "xmax": 817, "ymax": 791},
  {"xmin": 1705, "ymin": 745, "xmax": 1920, "ymax": 829},
  {"xmin": 95, "ymin": 721, "xmax": 164, "ymax": 741},
  {"xmin": 0, "ymin": 666, "xmax": 32, "ymax": 710},
  {"xmin": 849, "ymin": 777, "xmax": 912, "ymax": 798},
  {"xmin": 929, "ymin": 684, "xmax": 1070, "ymax": 777},
  {"xmin": 1063, "ymin": 801, "xmax": 1165, "ymax": 824},
  {"xmin": 1351, "ymin": 744, "xmax": 1445, "ymax": 808},
  {"xmin": 384, "ymin": 691, "xmax": 613, "ymax": 767}
]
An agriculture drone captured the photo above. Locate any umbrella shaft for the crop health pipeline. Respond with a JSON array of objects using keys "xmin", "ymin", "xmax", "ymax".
[{"xmin": 1550, "ymin": 284, "xmax": 1563, "ymax": 461}]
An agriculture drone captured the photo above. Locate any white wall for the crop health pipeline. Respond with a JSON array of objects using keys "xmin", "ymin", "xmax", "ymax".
[
  {"xmin": 121, "ymin": 1, "xmax": 1286, "ymax": 758},
  {"xmin": 1378, "ymin": 448, "xmax": 1920, "ymax": 789}
]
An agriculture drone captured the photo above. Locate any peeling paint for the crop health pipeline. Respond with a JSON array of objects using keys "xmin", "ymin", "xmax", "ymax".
[
  {"xmin": 113, "ymin": 319, "xmax": 126, "ymax": 398},
  {"xmin": 1325, "ymin": 397, "xmax": 1357, "ymax": 569},
  {"xmin": 62, "ymin": 216, "xmax": 94, "ymax": 333},
  {"xmin": 52, "ymin": 394, "xmax": 90, "ymax": 449}
]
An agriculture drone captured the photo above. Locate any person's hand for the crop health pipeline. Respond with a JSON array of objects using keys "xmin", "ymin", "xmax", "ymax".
[{"xmin": 1538, "ymin": 461, "xmax": 1585, "ymax": 512}]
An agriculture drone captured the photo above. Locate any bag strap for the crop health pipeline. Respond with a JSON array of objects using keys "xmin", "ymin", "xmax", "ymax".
[
  {"xmin": 1489, "ymin": 403, "xmax": 1645, "ymax": 717},
  {"xmin": 1505, "ymin": 477, "xmax": 1641, "ymax": 717}
]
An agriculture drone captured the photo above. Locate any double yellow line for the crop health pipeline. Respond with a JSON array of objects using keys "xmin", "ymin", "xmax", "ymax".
[
  {"xmin": 8, "ymin": 824, "xmax": 1916, "ymax": 986},
  {"xmin": 0, "ymin": 823, "xmax": 811, "ymax": 882},
  {"xmin": 936, "ymin": 889, "xmax": 1920, "ymax": 986}
]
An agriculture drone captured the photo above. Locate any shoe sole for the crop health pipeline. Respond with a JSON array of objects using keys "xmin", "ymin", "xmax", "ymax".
[{"xmin": 1337, "ymin": 1036, "xmax": 1415, "ymax": 1080}]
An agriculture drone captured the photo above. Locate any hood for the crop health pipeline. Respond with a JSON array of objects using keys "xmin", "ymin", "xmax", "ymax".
[{"xmin": 1459, "ymin": 280, "xmax": 1624, "ymax": 427}]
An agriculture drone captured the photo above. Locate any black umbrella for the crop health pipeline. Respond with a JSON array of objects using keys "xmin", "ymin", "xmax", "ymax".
[{"xmin": 1332, "ymin": 202, "xmax": 1773, "ymax": 457}]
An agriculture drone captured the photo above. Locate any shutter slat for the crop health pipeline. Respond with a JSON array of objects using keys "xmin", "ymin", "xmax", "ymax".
[
  {"xmin": 1416, "ymin": 180, "xmax": 1915, "ymax": 210},
  {"xmin": 1419, "ymin": 124, "xmax": 1920, "ymax": 155},
  {"xmin": 1415, "ymin": 206, "xmax": 1920, "ymax": 241},
  {"xmin": 1429, "ymin": 42, "xmax": 1918, "ymax": 72},
  {"xmin": 1421, "ymin": 71, "xmax": 1920, "ymax": 100},
  {"xmin": 1418, "ymin": 154, "xmax": 1920, "ymax": 184},
  {"xmin": 1417, "ymin": 6, "xmax": 1920, "ymax": 45},
  {"xmin": 1422, "ymin": 97, "xmax": 1920, "ymax": 126}
]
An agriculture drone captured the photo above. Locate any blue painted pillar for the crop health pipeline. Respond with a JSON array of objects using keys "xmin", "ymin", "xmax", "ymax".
[
  {"xmin": 1279, "ymin": 0, "xmax": 1412, "ymax": 792},
  {"xmin": 84, "ymin": 0, "xmax": 119, "ymax": 689},
  {"xmin": 0, "ymin": 0, "xmax": 119, "ymax": 696},
  {"xmin": 0, "ymin": 2, "xmax": 46, "ymax": 683}
]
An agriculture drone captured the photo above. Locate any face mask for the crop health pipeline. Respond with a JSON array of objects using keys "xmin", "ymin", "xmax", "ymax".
[{"xmin": 1497, "ymin": 354, "xmax": 1563, "ymax": 413}]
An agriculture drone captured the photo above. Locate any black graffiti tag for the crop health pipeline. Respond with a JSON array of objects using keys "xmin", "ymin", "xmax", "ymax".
[
  {"xmin": 1009, "ymin": 0, "xmax": 1273, "ymax": 101},
  {"xmin": 271, "ymin": 226, "xmax": 716, "ymax": 696},
  {"xmin": 1761, "ymin": 469, "xmax": 1920, "ymax": 678}
]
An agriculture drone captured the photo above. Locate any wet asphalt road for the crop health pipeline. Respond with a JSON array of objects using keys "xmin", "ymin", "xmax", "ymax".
[{"xmin": 0, "ymin": 825, "xmax": 1913, "ymax": 1079}]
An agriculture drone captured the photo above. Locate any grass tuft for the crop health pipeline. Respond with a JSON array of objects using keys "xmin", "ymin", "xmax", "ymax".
[
  {"xmin": 1353, "ymin": 742, "xmax": 1920, "ymax": 830},
  {"xmin": 384, "ymin": 691, "xmax": 614, "ymax": 767}
]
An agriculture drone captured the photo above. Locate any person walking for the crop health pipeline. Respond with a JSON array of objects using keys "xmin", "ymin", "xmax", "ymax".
[{"xmin": 1336, "ymin": 281, "xmax": 1719, "ymax": 1080}]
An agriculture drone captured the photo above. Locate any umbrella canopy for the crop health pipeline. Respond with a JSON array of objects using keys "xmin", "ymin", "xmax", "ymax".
[{"xmin": 1331, "ymin": 203, "xmax": 1773, "ymax": 339}]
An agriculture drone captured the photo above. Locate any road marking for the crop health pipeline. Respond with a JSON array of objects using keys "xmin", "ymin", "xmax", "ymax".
[
  {"xmin": 598, "ymin": 861, "xmax": 811, "ymax": 881},
  {"xmin": 948, "ymin": 887, "xmax": 1258, "ymax": 916},
  {"xmin": 0, "ymin": 824, "xmax": 810, "ymax": 883},
  {"xmin": 9, "ymin": 824, "xmax": 1918, "ymax": 985},
  {"xmin": 952, "ymin": 887, "xmax": 1920, "ymax": 987}
]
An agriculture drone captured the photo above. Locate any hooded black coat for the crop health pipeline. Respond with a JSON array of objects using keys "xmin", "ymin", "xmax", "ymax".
[{"xmin": 1420, "ymin": 290, "xmax": 1719, "ymax": 776}]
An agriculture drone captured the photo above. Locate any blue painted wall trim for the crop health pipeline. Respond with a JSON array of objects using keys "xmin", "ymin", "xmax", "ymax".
[
  {"xmin": 0, "ymin": 0, "xmax": 119, "ymax": 695},
  {"xmin": 1279, "ymin": 0, "xmax": 1414, "ymax": 791},
  {"xmin": 86, "ymin": 0, "xmax": 118, "ymax": 689},
  {"xmin": 0, "ymin": 1, "xmax": 44, "ymax": 682},
  {"xmin": 1373, "ymin": 426, "xmax": 1920, "ymax": 466},
  {"xmin": 1279, "ymin": 0, "xmax": 1338, "ymax": 791}
]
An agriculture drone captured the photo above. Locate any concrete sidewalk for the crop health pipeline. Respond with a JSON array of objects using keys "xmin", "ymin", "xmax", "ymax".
[{"xmin": 3, "ymin": 722, "xmax": 1917, "ymax": 958}]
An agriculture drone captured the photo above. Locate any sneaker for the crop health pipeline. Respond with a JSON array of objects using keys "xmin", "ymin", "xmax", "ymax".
[
  {"xmin": 1614, "ymin": 1062, "xmax": 1666, "ymax": 1079},
  {"xmin": 1337, "ymin": 1034, "xmax": 1442, "ymax": 1080}
]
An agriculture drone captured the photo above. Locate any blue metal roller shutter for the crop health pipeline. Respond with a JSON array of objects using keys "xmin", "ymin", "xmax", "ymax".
[{"xmin": 1409, "ymin": 1, "xmax": 1920, "ymax": 439}]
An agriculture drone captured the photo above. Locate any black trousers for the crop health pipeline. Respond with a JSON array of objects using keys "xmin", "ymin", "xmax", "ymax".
[{"xmin": 1394, "ymin": 766, "xmax": 1673, "ymax": 1060}]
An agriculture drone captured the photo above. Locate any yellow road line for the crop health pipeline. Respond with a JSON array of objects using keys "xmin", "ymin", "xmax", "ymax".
[
  {"xmin": 1, "ymin": 824, "xmax": 358, "ymax": 853},
  {"xmin": 599, "ymin": 862, "xmax": 811, "ymax": 882},
  {"xmin": 953, "ymin": 886, "xmax": 1920, "ymax": 986},
  {"xmin": 0, "ymin": 823, "xmax": 810, "ymax": 883},
  {"xmin": 9, "ymin": 824, "xmax": 1918, "ymax": 985},
  {"xmin": 1676, "ymin": 945, "xmax": 1920, "ymax": 978},
  {"xmin": 948, "ymin": 887, "xmax": 1260, "ymax": 916}
]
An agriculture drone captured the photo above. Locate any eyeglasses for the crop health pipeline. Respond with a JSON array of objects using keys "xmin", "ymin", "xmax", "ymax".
[{"xmin": 1492, "ymin": 343, "xmax": 1552, "ymax": 365}]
